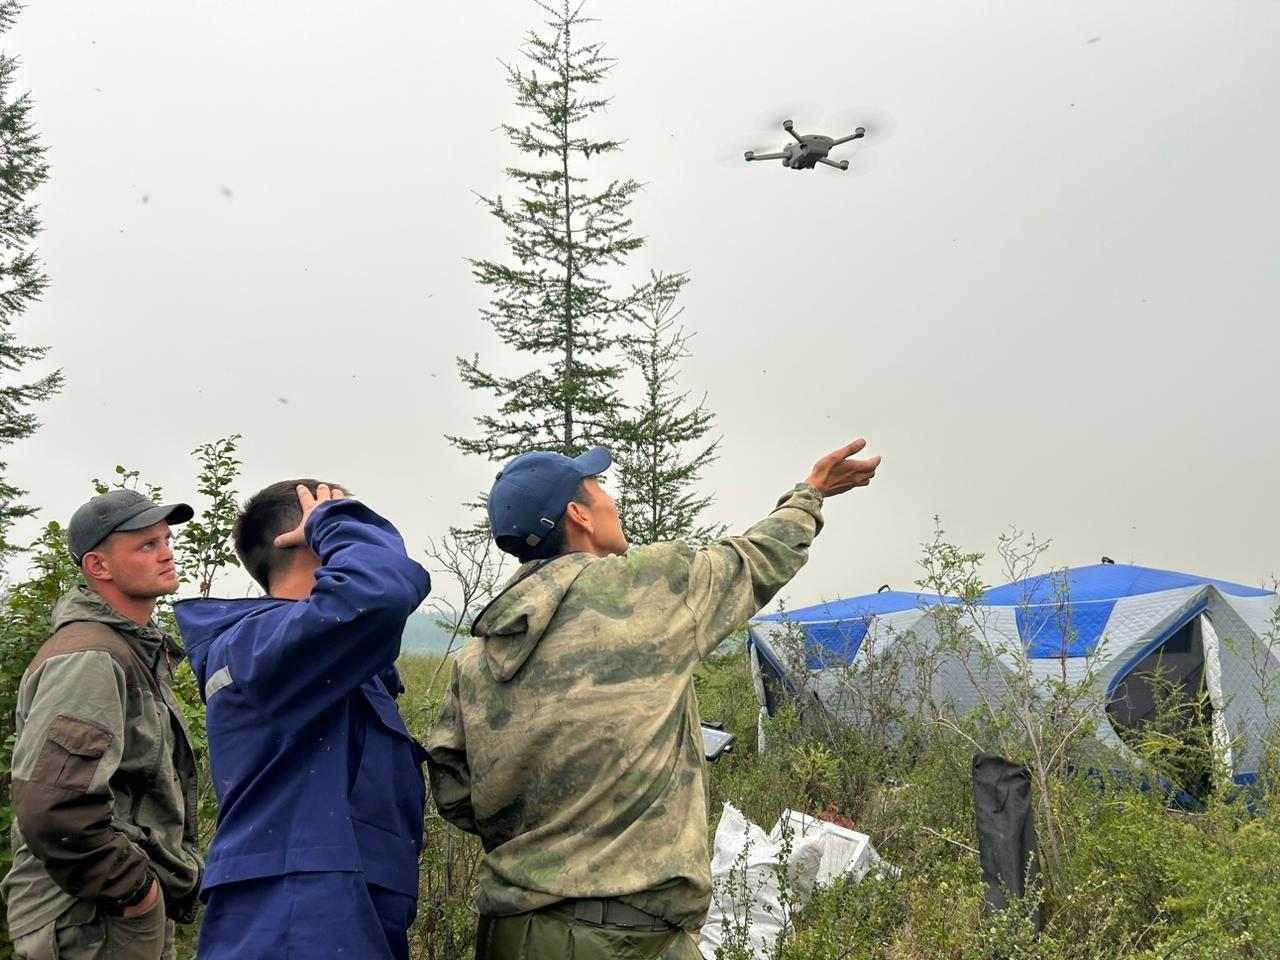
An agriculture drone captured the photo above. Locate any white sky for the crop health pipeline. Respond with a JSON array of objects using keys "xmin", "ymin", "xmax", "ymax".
[{"xmin": 7, "ymin": 0, "xmax": 1280, "ymax": 610}]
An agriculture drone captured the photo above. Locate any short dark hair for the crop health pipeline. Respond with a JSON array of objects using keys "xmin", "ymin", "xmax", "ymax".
[
  {"xmin": 497, "ymin": 480, "xmax": 593, "ymax": 564},
  {"xmin": 234, "ymin": 479, "xmax": 349, "ymax": 591}
]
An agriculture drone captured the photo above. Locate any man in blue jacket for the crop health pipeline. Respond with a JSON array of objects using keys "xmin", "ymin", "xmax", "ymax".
[{"xmin": 173, "ymin": 481, "xmax": 431, "ymax": 959}]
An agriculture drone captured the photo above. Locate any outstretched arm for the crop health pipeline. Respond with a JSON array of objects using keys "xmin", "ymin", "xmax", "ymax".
[{"xmin": 684, "ymin": 440, "xmax": 880, "ymax": 658}]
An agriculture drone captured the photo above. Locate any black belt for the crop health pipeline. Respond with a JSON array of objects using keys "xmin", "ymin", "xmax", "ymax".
[{"xmin": 545, "ymin": 898, "xmax": 674, "ymax": 932}]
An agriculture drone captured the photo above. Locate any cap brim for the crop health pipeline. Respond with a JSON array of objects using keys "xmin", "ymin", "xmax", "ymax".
[
  {"xmin": 573, "ymin": 446, "xmax": 612, "ymax": 477},
  {"xmin": 115, "ymin": 502, "xmax": 195, "ymax": 533}
]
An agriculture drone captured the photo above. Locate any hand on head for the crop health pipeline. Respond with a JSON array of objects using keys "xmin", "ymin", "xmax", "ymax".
[
  {"xmin": 805, "ymin": 439, "xmax": 881, "ymax": 498},
  {"xmin": 273, "ymin": 483, "xmax": 346, "ymax": 549}
]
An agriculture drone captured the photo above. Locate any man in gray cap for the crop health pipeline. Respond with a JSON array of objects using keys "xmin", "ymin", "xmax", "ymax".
[{"xmin": 2, "ymin": 490, "xmax": 204, "ymax": 960}]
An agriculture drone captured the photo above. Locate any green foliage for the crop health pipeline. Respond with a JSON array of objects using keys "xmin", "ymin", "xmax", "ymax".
[
  {"xmin": 0, "ymin": 0, "xmax": 60, "ymax": 556},
  {"xmin": 449, "ymin": 0, "xmax": 724, "ymax": 561},
  {"xmin": 0, "ymin": 523, "xmax": 76, "ymax": 770},
  {"xmin": 0, "ymin": 521, "xmax": 76, "ymax": 954},
  {"xmin": 175, "ymin": 435, "xmax": 243, "ymax": 598},
  {"xmin": 610, "ymin": 270, "xmax": 725, "ymax": 546},
  {"xmin": 397, "ymin": 655, "xmax": 484, "ymax": 960},
  {"xmin": 449, "ymin": 0, "xmax": 647, "ymax": 460},
  {"xmin": 93, "ymin": 463, "xmax": 165, "ymax": 500}
]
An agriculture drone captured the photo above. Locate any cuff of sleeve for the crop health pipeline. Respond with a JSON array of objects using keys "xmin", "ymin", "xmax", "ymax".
[
  {"xmin": 773, "ymin": 483, "xmax": 825, "ymax": 533},
  {"xmin": 777, "ymin": 483, "xmax": 824, "ymax": 508},
  {"xmin": 102, "ymin": 871, "xmax": 153, "ymax": 915},
  {"xmin": 304, "ymin": 498, "xmax": 373, "ymax": 555}
]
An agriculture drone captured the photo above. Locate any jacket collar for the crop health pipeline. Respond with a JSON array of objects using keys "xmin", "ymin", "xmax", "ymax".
[{"xmin": 51, "ymin": 584, "xmax": 174, "ymax": 663}]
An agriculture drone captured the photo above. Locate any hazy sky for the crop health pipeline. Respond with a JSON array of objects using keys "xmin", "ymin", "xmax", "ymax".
[{"xmin": 7, "ymin": 0, "xmax": 1279, "ymax": 610}]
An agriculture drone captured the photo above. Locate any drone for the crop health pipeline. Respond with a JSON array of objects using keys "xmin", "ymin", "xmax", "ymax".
[{"xmin": 744, "ymin": 119, "xmax": 866, "ymax": 171}]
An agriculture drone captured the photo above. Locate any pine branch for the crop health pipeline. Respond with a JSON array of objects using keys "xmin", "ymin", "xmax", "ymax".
[
  {"xmin": 611, "ymin": 272, "xmax": 725, "ymax": 545},
  {"xmin": 0, "ymin": 7, "xmax": 58, "ymax": 555}
]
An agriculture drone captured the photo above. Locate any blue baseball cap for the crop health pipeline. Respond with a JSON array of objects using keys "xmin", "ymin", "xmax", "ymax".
[{"xmin": 488, "ymin": 446, "xmax": 612, "ymax": 551}]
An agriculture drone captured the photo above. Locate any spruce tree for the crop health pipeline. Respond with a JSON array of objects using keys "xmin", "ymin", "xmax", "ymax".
[
  {"xmin": 450, "ymin": 0, "xmax": 646, "ymax": 460},
  {"xmin": 611, "ymin": 272, "xmax": 724, "ymax": 545},
  {"xmin": 0, "ymin": 0, "xmax": 59, "ymax": 556}
]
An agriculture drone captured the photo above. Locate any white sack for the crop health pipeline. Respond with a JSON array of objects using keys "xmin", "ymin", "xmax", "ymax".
[{"xmin": 699, "ymin": 803, "xmax": 823, "ymax": 960}]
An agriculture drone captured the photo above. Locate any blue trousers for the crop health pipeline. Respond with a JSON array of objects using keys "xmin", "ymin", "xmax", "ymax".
[{"xmin": 198, "ymin": 872, "xmax": 417, "ymax": 959}]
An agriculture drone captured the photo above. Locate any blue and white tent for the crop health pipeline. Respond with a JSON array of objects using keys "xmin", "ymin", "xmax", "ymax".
[{"xmin": 748, "ymin": 564, "xmax": 1280, "ymax": 782}]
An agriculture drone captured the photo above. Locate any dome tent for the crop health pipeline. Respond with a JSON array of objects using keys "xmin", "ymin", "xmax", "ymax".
[{"xmin": 748, "ymin": 564, "xmax": 1279, "ymax": 784}]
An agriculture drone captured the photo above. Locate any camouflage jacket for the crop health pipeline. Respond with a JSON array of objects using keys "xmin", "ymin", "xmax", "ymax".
[
  {"xmin": 426, "ymin": 484, "xmax": 824, "ymax": 930},
  {"xmin": 1, "ymin": 587, "xmax": 202, "ymax": 938}
]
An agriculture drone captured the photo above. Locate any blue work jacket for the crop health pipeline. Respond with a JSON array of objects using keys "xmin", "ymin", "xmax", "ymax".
[{"xmin": 174, "ymin": 500, "xmax": 432, "ymax": 898}]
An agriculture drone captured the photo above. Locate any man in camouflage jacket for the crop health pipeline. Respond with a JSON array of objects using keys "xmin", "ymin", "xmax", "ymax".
[
  {"xmin": 2, "ymin": 491, "xmax": 203, "ymax": 959},
  {"xmin": 427, "ymin": 440, "xmax": 880, "ymax": 959}
]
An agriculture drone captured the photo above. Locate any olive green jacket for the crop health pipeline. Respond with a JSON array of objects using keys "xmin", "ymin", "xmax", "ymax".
[
  {"xmin": 2, "ymin": 587, "xmax": 202, "ymax": 938},
  {"xmin": 426, "ymin": 484, "xmax": 823, "ymax": 930}
]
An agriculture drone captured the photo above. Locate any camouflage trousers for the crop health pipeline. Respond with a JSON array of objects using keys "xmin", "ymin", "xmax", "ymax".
[
  {"xmin": 475, "ymin": 904, "xmax": 702, "ymax": 960},
  {"xmin": 11, "ymin": 897, "xmax": 176, "ymax": 960}
]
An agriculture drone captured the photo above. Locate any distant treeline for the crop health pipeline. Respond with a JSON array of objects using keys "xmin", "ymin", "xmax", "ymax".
[{"xmin": 401, "ymin": 613, "xmax": 463, "ymax": 657}]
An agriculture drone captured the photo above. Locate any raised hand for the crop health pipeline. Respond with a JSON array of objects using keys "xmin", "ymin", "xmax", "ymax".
[
  {"xmin": 804, "ymin": 440, "xmax": 881, "ymax": 498},
  {"xmin": 273, "ymin": 483, "xmax": 346, "ymax": 549}
]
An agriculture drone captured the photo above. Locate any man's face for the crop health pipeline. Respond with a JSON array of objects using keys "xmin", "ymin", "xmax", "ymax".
[
  {"xmin": 90, "ymin": 521, "xmax": 180, "ymax": 598},
  {"xmin": 581, "ymin": 478, "xmax": 629, "ymax": 556}
]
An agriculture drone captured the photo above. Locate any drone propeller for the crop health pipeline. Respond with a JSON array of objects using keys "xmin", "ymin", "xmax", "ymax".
[
  {"xmin": 714, "ymin": 146, "xmax": 753, "ymax": 169},
  {"xmin": 750, "ymin": 99, "xmax": 821, "ymax": 136},
  {"xmin": 825, "ymin": 106, "xmax": 898, "ymax": 143},
  {"xmin": 840, "ymin": 147, "xmax": 879, "ymax": 177}
]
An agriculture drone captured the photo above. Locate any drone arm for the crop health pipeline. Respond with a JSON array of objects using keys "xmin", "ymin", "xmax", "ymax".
[
  {"xmin": 745, "ymin": 151, "xmax": 788, "ymax": 162},
  {"xmin": 817, "ymin": 157, "xmax": 849, "ymax": 171},
  {"xmin": 830, "ymin": 127, "xmax": 866, "ymax": 147},
  {"xmin": 783, "ymin": 122, "xmax": 805, "ymax": 144}
]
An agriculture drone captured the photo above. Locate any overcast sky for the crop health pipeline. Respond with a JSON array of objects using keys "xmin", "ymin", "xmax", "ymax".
[{"xmin": 6, "ymin": 0, "xmax": 1279, "ymax": 610}]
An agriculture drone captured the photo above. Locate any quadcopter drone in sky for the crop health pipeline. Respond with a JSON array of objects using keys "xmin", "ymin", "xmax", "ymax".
[{"xmin": 745, "ymin": 119, "xmax": 867, "ymax": 171}]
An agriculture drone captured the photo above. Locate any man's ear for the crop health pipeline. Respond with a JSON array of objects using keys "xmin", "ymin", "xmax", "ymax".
[
  {"xmin": 563, "ymin": 501, "xmax": 593, "ymax": 534},
  {"xmin": 81, "ymin": 551, "xmax": 113, "ymax": 584}
]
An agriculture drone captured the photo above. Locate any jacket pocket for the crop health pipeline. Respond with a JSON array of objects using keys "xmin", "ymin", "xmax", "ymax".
[{"xmin": 31, "ymin": 715, "xmax": 113, "ymax": 794}]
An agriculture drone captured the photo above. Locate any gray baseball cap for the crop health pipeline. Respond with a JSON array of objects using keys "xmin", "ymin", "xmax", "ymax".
[{"xmin": 68, "ymin": 489, "xmax": 194, "ymax": 562}]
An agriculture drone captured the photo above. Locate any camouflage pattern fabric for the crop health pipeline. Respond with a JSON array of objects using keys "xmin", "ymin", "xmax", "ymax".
[{"xmin": 426, "ymin": 484, "xmax": 823, "ymax": 931}]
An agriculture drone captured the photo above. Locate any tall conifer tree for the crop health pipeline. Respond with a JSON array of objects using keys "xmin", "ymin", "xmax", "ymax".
[
  {"xmin": 0, "ymin": 1, "xmax": 59, "ymax": 556},
  {"xmin": 451, "ymin": 0, "xmax": 645, "ymax": 460},
  {"xmin": 611, "ymin": 272, "xmax": 724, "ymax": 545}
]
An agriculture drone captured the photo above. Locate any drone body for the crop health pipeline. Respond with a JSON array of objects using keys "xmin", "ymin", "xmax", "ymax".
[{"xmin": 745, "ymin": 119, "xmax": 866, "ymax": 171}]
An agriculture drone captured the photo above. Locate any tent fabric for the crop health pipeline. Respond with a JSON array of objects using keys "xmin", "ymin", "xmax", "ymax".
[
  {"xmin": 754, "ymin": 591, "xmax": 955, "ymax": 623},
  {"xmin": 748, "ymin": 563, "xmax": 1280, "ymax": 780},
  {"xmin": 801, "ymin": 621, "xmax": 870, "ymax": 668},
  {"xmin": 755, "ymin": 591, "xmax": 959, "ymax": 669},
  {"xmin": 1017, "ymin": 599, "xmax": 1117, "ymax": 659},
  {"xmin": 980, "ymin": 564, "xmax": 1271, "ymax": 606}
]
